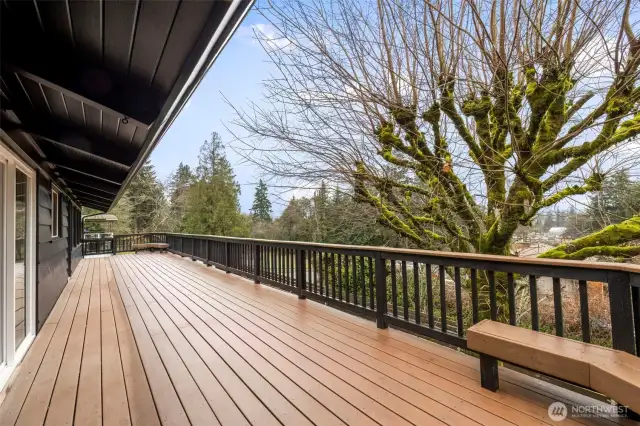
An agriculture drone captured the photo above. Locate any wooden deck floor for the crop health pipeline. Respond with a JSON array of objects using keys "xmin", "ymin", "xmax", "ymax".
[{"xmin": 0, "ymin": 253, "xmax": 634, "ymax": 426}]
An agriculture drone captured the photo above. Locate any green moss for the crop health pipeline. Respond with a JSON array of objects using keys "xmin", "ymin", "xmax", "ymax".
[
  {"xmin": 422, "ymin": 102, "xmax": 441, "ymax": 124},
  {"xmin": 540, "ymin": 216, "xmax": 640, "ymax": 260},
  {"xmin": 461, "ymin": 94, "xmax": 492, "ymax": 118}
]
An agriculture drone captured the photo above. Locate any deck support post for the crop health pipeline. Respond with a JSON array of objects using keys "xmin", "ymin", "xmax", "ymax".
[
  {"xmin": 479, "ymin": 354, "xmax": 499, "ymax": 392},
  {"xmin": 375, "ymin": 254, "xmax": 388, "ymax": 329},
  {"xmin": 254, "ymin": 244, "xmax": 261, "ymax": 284},
  {"xmin": 296, "ymin": 249, "xmax": 306, "ymax": 299},
  {"xmin": 225, "ymin": 241, "xmax": 231, "ymax": 273},
  {"xmin": 608, "ymin": 272, "xmax": 635, "ymax": 354},
  {"xmin": 205, "ymin": 239, "xmax": 211, "ymax": 266}
]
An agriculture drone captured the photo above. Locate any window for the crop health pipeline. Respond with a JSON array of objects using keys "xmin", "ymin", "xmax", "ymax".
[{"xmin": 52, "ymin": 189, "xmax": 59, "ymax": 238}]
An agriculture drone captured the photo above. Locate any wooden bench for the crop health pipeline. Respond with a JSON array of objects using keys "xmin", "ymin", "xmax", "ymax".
[
  {"xmin": 468, "ymin": 320, "xmax": 640, "ymax": 414},
  {"xmin": 132, "ymin": 243, "xmax": 169, "ymax": 253}
]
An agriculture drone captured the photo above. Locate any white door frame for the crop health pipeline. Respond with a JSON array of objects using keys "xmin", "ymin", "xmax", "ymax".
[{"xmin": 0, "ymin": 141, "xmax": 37, "ymax": 390}]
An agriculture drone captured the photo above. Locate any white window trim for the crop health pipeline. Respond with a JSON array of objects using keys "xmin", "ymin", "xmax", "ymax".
[
  {"xmin": 52, "ymin": 187, "xmax": 59, "ymax": 238},
  {"xmin": 0, "ymin": 141, "xmax": 37, "ymax": 392}
]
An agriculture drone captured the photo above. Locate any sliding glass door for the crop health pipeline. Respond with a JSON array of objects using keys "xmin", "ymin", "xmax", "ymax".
[{"xmin": 0, "ymin": 142, "xmax": 36, "ymax": 388}]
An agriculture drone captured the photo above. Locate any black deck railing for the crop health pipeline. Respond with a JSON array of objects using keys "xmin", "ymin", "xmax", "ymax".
[
  {"xmin": 82, "ymin": 233, "xmax": 166, "ymax": 256},
  {"xmin": 102, "ymin": 232, "xmax": 640, "ymax": 357}
]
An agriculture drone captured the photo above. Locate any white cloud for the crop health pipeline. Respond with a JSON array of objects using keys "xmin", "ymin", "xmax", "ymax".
[{"xmin": 251, "ymin": 23, "xmax": 293, "ymax": 52}]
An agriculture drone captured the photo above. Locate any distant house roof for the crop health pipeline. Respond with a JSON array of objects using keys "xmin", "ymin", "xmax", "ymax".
[
  {"xmin": 548, "ymin": 227, "xmax": 567, "ymax": 235},
  {"xmin": 83, "ymin": 214, "xmax": 118, "ymax": 222}
]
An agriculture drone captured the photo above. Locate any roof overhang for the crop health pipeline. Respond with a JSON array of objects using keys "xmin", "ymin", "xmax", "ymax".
[{"xmin": 1, "ymin": 0, "xmax": 254, "ymax": 211}]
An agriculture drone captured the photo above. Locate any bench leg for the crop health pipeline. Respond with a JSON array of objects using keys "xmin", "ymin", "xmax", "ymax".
[{"xmin": 480, "ymin": 354, "xmax": 499, "ymax": 392}]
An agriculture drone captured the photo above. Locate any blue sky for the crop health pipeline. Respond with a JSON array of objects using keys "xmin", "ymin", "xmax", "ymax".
[{"xmin": 150, "ymin": 10, "xmax": 280, "ymax": 214}]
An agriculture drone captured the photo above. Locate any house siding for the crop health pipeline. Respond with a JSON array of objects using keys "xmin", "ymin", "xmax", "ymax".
[{"xmin": 35, "ymin": 173, "xmax": 82, "ymax": 331}]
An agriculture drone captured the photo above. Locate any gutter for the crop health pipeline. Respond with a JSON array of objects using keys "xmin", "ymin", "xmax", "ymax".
[{"xmin": 109, "ymin": 0, "xmax": 255, "ymax": 211}]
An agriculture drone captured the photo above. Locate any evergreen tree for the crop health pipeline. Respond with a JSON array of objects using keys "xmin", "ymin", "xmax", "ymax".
[
  {"xmin": 588, "ymin": 170, "xmax": 640, "ymax": 229},
  {"xmin": 182, "ymin": 132, "xmax": 247, "ymax": 236},
  {"xmin": 167, "ymin": 163, "xmax": 194, "ymax": 231},
  {"xmin": 126, "ymin": 161, "xmax": 167, "ymax": 232},
  {"xmin": 251, "ymin": 179, "xmax": 272, "ymax": 222}
]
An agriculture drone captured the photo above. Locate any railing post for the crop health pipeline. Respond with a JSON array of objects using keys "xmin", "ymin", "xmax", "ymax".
[
  {"xmin": 225, "ymin": 241, "xmax": 231, "ymax": 273},
  {"xmin": 296, "ymin": 249, "xmax": 306, "ymax": 299},
  {"xmin": 254, "ymin": 244, "xmax": 261, "ymax": 284},
  {"xmin": 112, "ymin": 237, "xmax": 117, "ymax": 255},
  {"xmin": 375, "ymin": 252, "xmax": 388, "ymax": 329},
  {"xmin": 608, "ymin": 272, "xmax": 636, "ymax": 355},
  {"xmin": 205, "ymin": 239, "xmax": 211, "ymax": 266}
]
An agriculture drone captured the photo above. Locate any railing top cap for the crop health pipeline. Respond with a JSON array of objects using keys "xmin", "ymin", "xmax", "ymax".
[{"xmin": 156, "ymin": 232, "xmax": 640, "ymax": 274}]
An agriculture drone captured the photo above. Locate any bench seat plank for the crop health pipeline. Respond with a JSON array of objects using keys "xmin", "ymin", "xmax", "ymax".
[
  {"xmin": 591, "ymin": 354, "xmax": 640, "ymax": 412},
  {"xmin": 467, "ymin": 320, "xmax": 591, "ymax": 387},
  {"xmin": 468, "ymin": 320, "xmax": 640, "ymax": 413}
]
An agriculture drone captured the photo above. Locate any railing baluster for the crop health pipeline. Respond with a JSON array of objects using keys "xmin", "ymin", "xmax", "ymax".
[
  {"xmin": 578, "ymin": 280, "xmax": 589, "ymax": 343},
  {"xmin": 413, "ymin": 262, "xmax": 420, "ymax": 324},
  {"xmin": 375, "ymin": 254, "xmax": 388, "ymax": 329},
  {"xmin": 332, "ymin": 253, "xmax": 337, "ymax": 299},
  {"xmin": 391, "ymin": 260, "xmax": 397, "ymax": 316},
  {"xmin": 313, "ymin": 251, "xmax": 318, "ymax": 293},
  {"xmin": 296, "ymin": 249, "xmax": 306, "ymax": 299},
  {"xmin": 319, "ymin": 252, "xmax": 324, "ymax": 296},
  {"xmin": 507, "ymin": 273, "xmax": 516, "ymax": 326},
  {"xmin": 455, "ymin": 267, "xmax": 463, "ymax": 336},
  {"xmin": 439, "ymin": 265, "xmax": 446, "ymax": 333},
  {"xmin": 338, "ymin": 254, "xmax": 343, "ymax": 301},
  {"xmin": 352, "ymin": 255, "xmax": 358, "ymax": 305},
  {"xmin": 254, "ymin": 244, "xmax": 261, "ymax": 284},
  {"xmin": 369, "ymin": 257, "xmax": 374, "ymax": 310},
  {"xmin": 471, "ymin": 269, "xmax": 478, "ymax": 324},
  {"xmin": 553, "ymin": 277, "xmax": 563, "ymax": 337},
  {"xmin": 488, "ymin": 270, "xmax": 497, "ymax": 321},
  {"xmin": 529, "ymin": 275, "xmax": 539, "ymax": 331},
  {"xmin": 426, "ymin": 264, "xmax": 434, "ymax": 328},
  {"xmin": 326, "ymin": 253, "xmax": 330, "ymax": 296},
  {"xmin": 345, "ymin": 256, "xmax": 350, "ymax": 303},
  {"xmin": 360, "ymin": 256, "xmax": 366, "ymax": 308},
  {"xmin": 402, "ymin": 261, "xmax": 409, "ymax": 320}
]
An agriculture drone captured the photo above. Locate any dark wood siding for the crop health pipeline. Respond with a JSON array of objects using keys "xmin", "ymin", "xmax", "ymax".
[{"xmin": 36, "ymin": 174, "xmax": 82, "ymax": 330}]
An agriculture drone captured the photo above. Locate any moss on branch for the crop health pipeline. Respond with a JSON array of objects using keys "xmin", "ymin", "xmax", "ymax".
[{"xmin": 540, "ymin": 216, "xmax": 640, "ymax": 260}]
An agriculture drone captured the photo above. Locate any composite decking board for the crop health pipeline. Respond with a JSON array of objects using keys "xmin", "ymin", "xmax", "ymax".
[
  {"xmin": 116, "ymin": 258, "xmax": 280, "ymax": 426},
  {"xmin": 99, "ymin": 259, "xmax": 132, "ymax": 426},
  {"xmin": 116, "ymin": 257, "xmax": 234, "ymax": 426},
  {"xmin": 154, "ymin": 254, "xmax": 626, "ymax": 426},
  {"xmin": 177, "ymin": 256, "xmax": 630, "ymax": 426},
  {"xmin": 131, "ymin": 256, "xmax": 460, "ymax": 426},
  {"xmin": 114, "ymin": 258, "xmax": 265, "ymax": 426},
  {"xmin": 114, "ymin": 256, "xmax": 315, "ymax": 426},
  {"xmin": 44, "ymin": 260, "xmax": 94, "ymax": 426},
  {"xmin": 138, "ymin": 256, "xmax": 549, "ymax": 426},
  {"xmin": 75, "ymin": 259, "xmax": 104, "ymax": 426},
  {"xmin": 120, "ymin": 255, "xmax": 377, "ymax": 426},
  {"xmin": 128, "ymin": 259, "xmax": 379, "ymax": 426},
  {"xmin": 13, "ymin": 259, "xmax": 93, "ymax": 426},
  {"xmin": 2, "ymin": 254, "xmax": 635, "ymax": 426},
  {"xmin": 0, "ymin": 262, "xmax": 88, "ymax": 426},
  {"xmin": 141, "ymin": 256, "xmax": 530, "ymax": 426},
  {"xmin": 111, "ymin": 258, "xmax": 192, "ymax": 426},
  {"xmin": 105, "ymin": 260, "xmax": 161, "ymax": 426}
]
